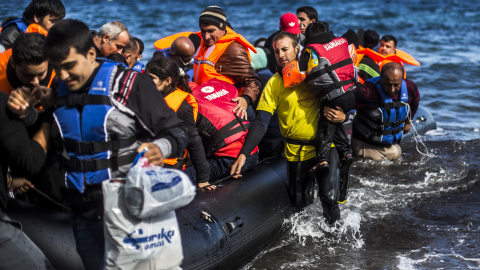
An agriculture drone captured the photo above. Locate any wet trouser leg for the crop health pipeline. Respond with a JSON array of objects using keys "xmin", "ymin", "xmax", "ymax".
[
  {"xmin": 0, "ymin": 215, "xmax": 54, "ymax": 270},
  {"xmin": 332, "ymin": 122, "xmax": 351, "ymax": 158},
  {"xmin": 315, "ymin": 149, "xmax": 342, "ymax": 223},
  {"xmin": 314, "ymin": 149, "xmax": 340, "ymax": 204},
  {"xmin": 287, "ymin": 158, "xmax": 316, "ymax": 210}
]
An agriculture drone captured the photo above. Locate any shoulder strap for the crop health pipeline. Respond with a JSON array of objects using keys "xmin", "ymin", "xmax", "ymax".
[
  {"xmin": 55, "ymin": 94, "xmax": 111, "ymax": 107},
  {"xmin": 62, "ymin": 137, "xmax": 137, "ymax": 154},
  {"xmin": 211, "ymin": 114, "xmax": 250, "ymax": 149}
]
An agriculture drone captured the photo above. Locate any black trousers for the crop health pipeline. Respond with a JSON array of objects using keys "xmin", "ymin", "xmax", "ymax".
[
  {"xmin": 316, "ymin": 91, "xmax": 355, "ymax": 162},
  {"xmin": 287, "ymin": 149, "xmax": 340, "ymax": 210}
]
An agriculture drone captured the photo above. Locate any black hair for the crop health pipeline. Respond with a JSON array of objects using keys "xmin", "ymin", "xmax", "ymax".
[
  {"xmin": 23, "ymin": 0, "xmax": 65, "ymax": 23},
  {"xmin": 296, "ymin": 6, "xmax": 318, "ymax": 21},
  {"xmin": 272, "ymin": 31, "xmax": 298, "ymax": 49},
  {"xmin": 11, "ymin": 33, "xmax": 47, "ymax": 65},
  {"xmin": 44, "ymin": 19, "xmax": 95, "ymax": 63},
  {"xmin": 122, "ymin": 36, "xmax": 138, "ymax": 54},
  {"xmin": 304, "ymin": 21, "xmax": 328, "ymax": 40},
  {"xmin": 146, "ymin": 56, "xmax": 191, "ymax": 93},
  {"xmin": 107, "ymin": 52, "xmax": 128, "ymax": 66},
  {"xmin": 188, "ymin": 33, "xmax": 201, "ymax": 52},
  {"xmin": 152, "ymin": 50, "xmax": 165, "ymax": 59},
  {"xmin": 133, "ymin": 37, "xmax": 144, "ymax": 55},
  {"xmin": 381, "ymin": 34, "xmax": 397, "ymax": 48}
]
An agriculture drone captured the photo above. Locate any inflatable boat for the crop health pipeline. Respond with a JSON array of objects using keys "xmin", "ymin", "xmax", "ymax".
[
  {"xmin": 6, "ymin": 151, "xmax": 342, "ymax": 270},
  {"xmin": 5, "ymin": 106, "xmax": 436, "ymax": 270}
]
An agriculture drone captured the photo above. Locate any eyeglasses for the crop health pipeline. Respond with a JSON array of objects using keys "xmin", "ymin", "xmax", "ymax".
[
  {"xmin": 177, "ymin": 56, "xmax": 193, "ymax": 67},
  {"xmin": 171, "ymin": 52, "xmax": 193, "ymax": 67}
]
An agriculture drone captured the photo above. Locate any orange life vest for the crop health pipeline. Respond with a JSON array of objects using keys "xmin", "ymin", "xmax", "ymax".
[
  {"xmin": 25, "ymin": 23, "xmax": 48, "ymax": 36},
  {"xmin": 193, "ymin": 27, "xmax": 256, "ymax": 86},
  {"xmin": 153, "ymin": 31, "xmax": 195, "ymax": 51},
  {"xmin": 355, "ymin": 46, "xmax": 386, "ymax": 67},
  {"xmin": 0, "ymin": 49, "xmax": 14, "ymax": 94},
  {"xmin": 0, "ymin": 48, "xmax": 56, "ymax": 95},
  {"xmin": 163, "ymin": 88, "xmax": 199, "ymax": 166}
]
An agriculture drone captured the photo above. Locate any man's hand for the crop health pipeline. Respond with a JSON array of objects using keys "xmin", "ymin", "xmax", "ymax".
[
  {"xmin": 32, "ymin": 84, "xmax": 55, "ymax": 111},
  {"xmin": 403, "ymin": 122, "xmax": 412, "ymax": 134},
  {"xmin": 11, "ymin": 178, "xmax": 34, "ymax": 195},
  {"xmin": 137, "ymin": 143, "xmax": 164, "ymax": 166},
  {"xmin": 230, "ymin": 154, "xmax": 246, "ymax": 178},
  {"xmin": 232, "ymin": 96, "xmax": 248, "ymax": 120},
  {"xmin": 7, "ymin": 88, "xmax": 31, "ymax": 116},
  {"xmin": 197, "ymin": 182, "xmax": 216, "ymax": 191},
  {"xmin": 324, "ymin": 106, "xmax": 346, "ymax": 123}
]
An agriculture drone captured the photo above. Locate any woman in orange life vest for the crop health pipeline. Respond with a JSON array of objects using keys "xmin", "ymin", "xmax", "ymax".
[{"xmin": 145, "ymin": 56, "xmax": 211, "ymax": 188}]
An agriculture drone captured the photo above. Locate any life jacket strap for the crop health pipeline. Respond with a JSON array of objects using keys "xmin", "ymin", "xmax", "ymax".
[
  {"xmin": 56, "ymin": 94, "xmax": 112, "ymax": 107},
  {"xmin": 63, "ymin": 137, "xmax": 137, "ymax": 154},
  {"xmin": 194, "ymin": 59, "xmax": 215, "ymax": 67},
  {"xmin": 286, "ymin": 138, "xmax": 315, "ymax": 146},
  {"xmin": 382, "ymin": 119, "xmax": 407, "ymax": 128},
  {"xmin": 305, "ymin": 58, "xmax": 353, "ymax": 83},
  {"xmin": 211, "ymin": 116, "xmax": 250, "ymax": 149},
  {"xmin": 377, "ymin": 126, "xmax": 404, "ymax": 136},
  {"xmin": 383, "ymin": 101, "xmax": 406, "ymax": 110},
  {"xmin": 62, "ymin": 152, "xmax": 137, "ymax": 172}
]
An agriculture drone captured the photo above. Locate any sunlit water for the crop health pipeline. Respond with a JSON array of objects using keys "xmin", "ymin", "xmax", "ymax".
[{"xmin": 1, "ymin": 0, "xmax": 479, "ymax": 269}]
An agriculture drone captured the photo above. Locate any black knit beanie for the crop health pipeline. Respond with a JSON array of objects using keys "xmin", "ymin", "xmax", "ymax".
[
  {"xmin": 363, "ymin": 29, "xmax": 380, "ymax": 49},
  {"xmin": 199, "ymin": 6, "xmax": 227, "ymax": 30}
]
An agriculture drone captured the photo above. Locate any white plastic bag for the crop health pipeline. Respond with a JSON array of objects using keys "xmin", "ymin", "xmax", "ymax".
[
  {"xmin": 124, "ymin": 154, "xmax": 196, "ymax": 219},
  {"xmin": 103, "ymin": 180, "xmax": 183, "ymax": 270}
]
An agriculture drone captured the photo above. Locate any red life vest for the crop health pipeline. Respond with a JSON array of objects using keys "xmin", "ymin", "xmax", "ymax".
[
  {"xmin": 304, "ymin": 37, "xmax": 358, "ymax": 100},
  {"xmin": 192, "ymin": 78, "xmax": 257, "ymax": 158}
]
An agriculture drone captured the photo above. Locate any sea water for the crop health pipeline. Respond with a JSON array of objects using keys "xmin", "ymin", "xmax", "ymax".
[{"xmin": 1, "ymin": 0, "xmax": 479, "ymax": 269}]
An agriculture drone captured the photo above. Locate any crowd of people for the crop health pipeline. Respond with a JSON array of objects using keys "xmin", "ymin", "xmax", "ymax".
[{"xmin": 0, "ymin": 1, "xmax": 420, "ymax": 269}]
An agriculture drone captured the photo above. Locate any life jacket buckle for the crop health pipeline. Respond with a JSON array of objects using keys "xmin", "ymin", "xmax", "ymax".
[{"xmin": 66, "ymin": 94, "xmax": 85, "ymax": 107}]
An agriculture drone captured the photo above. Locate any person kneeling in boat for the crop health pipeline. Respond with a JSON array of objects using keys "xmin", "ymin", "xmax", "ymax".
[
  {"xmin": 145, "ymin": 56, "xmax": 211, "ymax": 189},
  {"xmin": 230, "ymin": 31, "xmax": 347, "ymax": 225},
  {"xmin": 352, "ymin": 62, "xmax": 420, "ymax": 161},
  {"xmin": 182, "ymin": 78, "xmax": 259, "ymax": 190}
]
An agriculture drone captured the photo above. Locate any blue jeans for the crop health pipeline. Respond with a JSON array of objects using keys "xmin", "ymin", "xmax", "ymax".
[
  {"xmin": 72, "ymin": 214, "xmax": 105, "ymax": 270},
  {"xmin": 0, "ymin": 215, "xmax": 53, "ymax": 269},
  {"xmin": 185, "ymin": 151, "xmax": 259, "ymax": 183}
]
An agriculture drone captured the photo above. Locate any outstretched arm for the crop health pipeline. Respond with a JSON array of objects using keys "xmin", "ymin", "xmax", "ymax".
[{"xmin": 230, "ymin": 110, "xmax": 272, "ymax": 177}]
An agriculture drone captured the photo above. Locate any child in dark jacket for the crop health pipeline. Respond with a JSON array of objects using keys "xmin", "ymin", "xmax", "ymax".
[{"xmin": 299, "ymin": 22, "xmax": 358, "ymax": 176}]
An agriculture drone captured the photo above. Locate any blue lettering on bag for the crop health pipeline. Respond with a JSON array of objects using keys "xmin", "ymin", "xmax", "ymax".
[
  {"xmin": 151, "ymin": 176, "xmax": 182, "ymax": 192},
  {"xmin": 123, "ymin": 228, "xmax": 175, "ymax": 249}
]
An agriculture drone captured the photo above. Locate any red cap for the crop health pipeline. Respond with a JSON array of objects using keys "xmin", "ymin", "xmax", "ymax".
[{"xmin": 280, "ymin": 13, "xmax": 301, "ymax": 35}]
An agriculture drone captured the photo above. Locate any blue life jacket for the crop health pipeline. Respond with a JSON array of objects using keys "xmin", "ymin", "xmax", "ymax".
[
  {"xmin": 132, "ymin": 62, "xmax": 144, "ymax": 73},
  {"xmin": 2, "ymin": 18, "xmax": 28, "ymax": 33},
  {"xmin": 54, "ymin": 61, "xmax": 138, "ymax": 192},
  {"xmin": 353, "ymin": 76, "xmax": 409, "ymax": 146}
]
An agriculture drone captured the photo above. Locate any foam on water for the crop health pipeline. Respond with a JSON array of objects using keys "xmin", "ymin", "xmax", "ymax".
[{"xmin": 283, "ymin": 200, "xmax": 364, "ymax": 249}]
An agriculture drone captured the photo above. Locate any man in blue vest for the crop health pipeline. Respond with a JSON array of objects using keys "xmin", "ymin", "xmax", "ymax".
[
  {"xmin": 352, "ymin": 62, "xmax": 420, "ymax": 160},
  {"xmin": 43, "ymin": 19, "xmax": 188, "ymax": 270}
]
